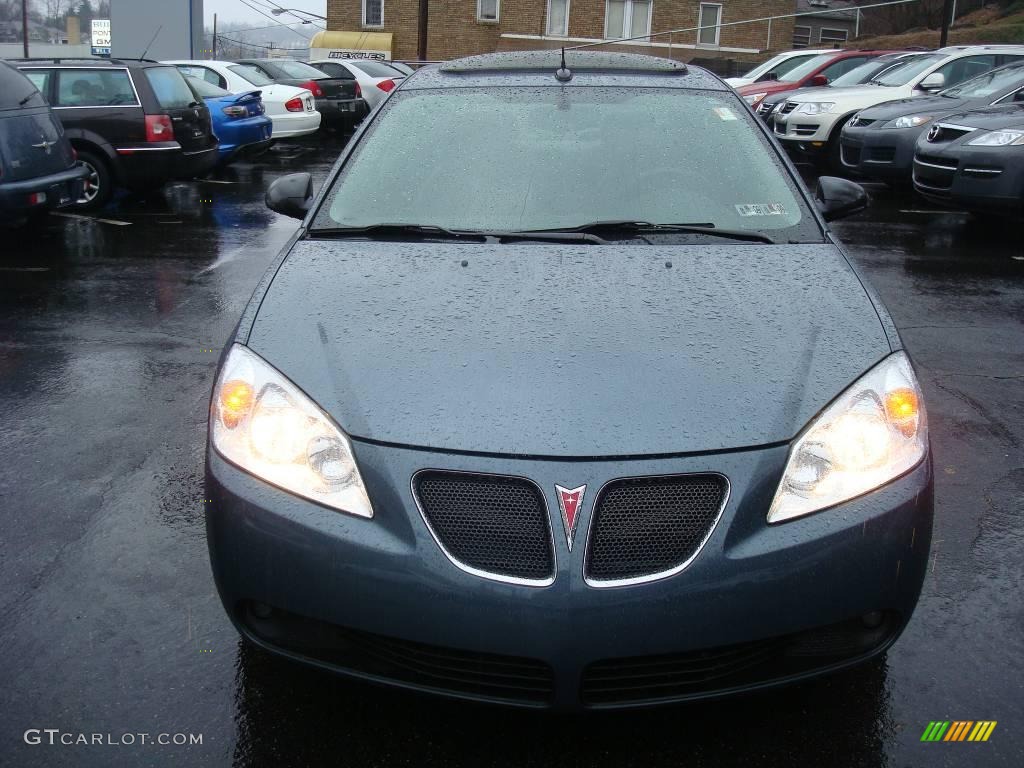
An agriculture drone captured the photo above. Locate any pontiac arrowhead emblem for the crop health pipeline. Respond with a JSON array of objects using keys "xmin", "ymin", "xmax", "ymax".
[{"xmin": 555, "ymin": 484, "xmax": 586, "ymax": 550}]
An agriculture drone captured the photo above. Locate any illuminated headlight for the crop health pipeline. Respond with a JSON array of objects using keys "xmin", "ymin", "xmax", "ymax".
[
  {"xmin": 768, "ymin": 352, "xmax": 927, "ymax": 523},
  {"xmin": 743, "ymin": 92, "xmax": 768, "ymax": 106},
  {"xmin": 888, "ymin": 114, "xmax": 933, "ymax": 129},
  {"xmin": 966, "ymin": 129, "xmax": 1024, "ymax": 147},
  {"xmin": 795, "ymin": 102, "xmax": 836, "ymax": 115},
  {"xmin": 211, "ymin": 344, "xmax": 374, "ymax": 518}
]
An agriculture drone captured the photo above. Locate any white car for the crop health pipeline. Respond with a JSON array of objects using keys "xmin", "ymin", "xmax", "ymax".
[
  {"xmin": 308, "ymin": 59, "xmax": 406, "ymax": 109},
  {"xmin": 164, "ymin": 60, "xmax": 321, "ymax": 139},
  {"xmin": 773, "ymin": 45, "xmax": 1024, "ymax": 166},
  {"xmin": 724, "ymin": 49, "xmax": 835, "ymax": 88}
]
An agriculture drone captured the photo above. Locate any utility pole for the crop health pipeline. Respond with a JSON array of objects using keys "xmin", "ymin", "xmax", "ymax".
[
  {"xmin": 939, "ymin": 0, "xmax": 955, "ymax": 47},
  {"xmin": 21, "ymin": 0, "xmax": 29, "ymax": 58},
  {"xmin": 417, "ymin": 0, "xmax": 428, "ymax": 61},
  {"xmin": 212, "ymin": 13, "xmax": 217, "ymax": 59}
]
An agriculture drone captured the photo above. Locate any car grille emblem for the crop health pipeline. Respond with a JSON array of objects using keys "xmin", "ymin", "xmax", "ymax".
[
  {"xmin": 32, "ymin": 139, "xmax": 55, "ymax": 155},
  {"xmin": 927, "ymin": 125, "xmax": 941, "ymax": 142},
  {"xmin": 555, "ymin": 484, "xmax": 586, "ymax": 550}
]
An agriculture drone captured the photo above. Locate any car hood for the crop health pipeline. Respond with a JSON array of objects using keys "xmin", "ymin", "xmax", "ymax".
[
  {"xmin": 859, "ymin": 94, "xmax": 974, "ymax": 120},
  {"xmin": 936, "ymin": 103, "xmax": 1024, "ymax": 130},
  {"xmin": 246, "ymin": 241, "xmax": 890, "ymax": 457}
]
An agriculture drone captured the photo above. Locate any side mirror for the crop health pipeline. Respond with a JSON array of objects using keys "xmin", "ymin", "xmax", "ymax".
[
  {"xmin": 815, "ymin": 176, "xmax": 868, "ymax": 222},
  {"xmin": 266, "ymin": 172, "xmax": 314, "ymax": 220},
  {"xmin": 1013, "ymin": 88, "xmax": 1024, "ymax": 102},
  {"xmin": 809, "ymin": 74, "xmax": 828, "ymax": 87},
  {"xmin": 918, "ymin": 72, "xmax": 946, "ymax": 91}
]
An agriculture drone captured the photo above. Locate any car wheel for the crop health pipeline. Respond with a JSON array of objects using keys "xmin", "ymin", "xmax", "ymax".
[{"xmin": 74, "ymin": 150, "xmax": 113, "ymax": 210}]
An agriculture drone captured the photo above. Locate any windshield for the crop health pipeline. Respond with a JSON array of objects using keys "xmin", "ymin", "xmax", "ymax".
[
  {"xmin": 941, "ymin": 62, "xmax": 1024, "ymax": 98},
  {"xmin": 187, "ymin": 76, "xmax": 231, "ymax": 98},
  {"xmin": 778, "ymin": 54, "xmax": 835, "ymax": 83},
  {"xmin": 274, "ymin": 60, "xmax": 328, "ymax": 79},
  {"xmin": 313, "ymin": 87, "xmax": 815, "ymax": 238},
  {"xmin": 830, "ymin": 58, "xmax": 903, "ymax": 87},
  {"xmin": 229, "ymin": 65, "xmax": 274, "ymax": 87},
  {"xmin": 870, "ymin": 54, "xmax": 945, "ymax": 86},
  {"xmin": 742, "ymin": 53, "xmax": 817, "ymax": 81},
  {"xmin": 353, "ymin": 60, "xmax": 407, "ymax": 78}
]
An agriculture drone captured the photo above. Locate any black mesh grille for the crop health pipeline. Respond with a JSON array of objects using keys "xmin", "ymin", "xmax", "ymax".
[
  {"xmin": 415, "ymin": 471, "xmax": 554, "ymax": 581},
  {"xmin": 585, "ymin": 475, "xmax": 728, "ymax": 582}
]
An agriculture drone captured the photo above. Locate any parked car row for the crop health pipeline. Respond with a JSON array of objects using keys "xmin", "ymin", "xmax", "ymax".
[
  {"xmin": 0, "ymin": 54, "xmax": 412, "ymax": 219},
  {"xmin": 734, "ymin": 44, "xmax": 1024, "ymax": 217}
]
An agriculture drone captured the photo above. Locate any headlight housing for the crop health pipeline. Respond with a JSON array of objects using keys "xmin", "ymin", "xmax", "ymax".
[
  {"xmin": 211, "ymin": 344, "xmax": 374, "ymax": 518},
  {"xmin": 887, "ymin": 114, "xmax": 933, "ymax": 129},
  {"xmin": 768, "ymin": 352, "xmax": 927, "ymax": 524},
  {"xmin": 966, "ymin": 129, "xmax": 1024, "ymax": 147},
  {"xmin": 794, "ymin": 102, "xmax": 836, "ymax": 115},
  {"xmin": 743, "ymin": 92, "xmax": 768, "ymax": 106}
]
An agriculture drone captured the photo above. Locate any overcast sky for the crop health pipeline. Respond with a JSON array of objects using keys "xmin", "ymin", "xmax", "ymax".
[{"xmin": 203, "ymin": 0, "xmax": 328, "ymax": 27}]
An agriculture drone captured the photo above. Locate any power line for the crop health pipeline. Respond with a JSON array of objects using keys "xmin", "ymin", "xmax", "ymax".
[
  {"xmin": 214, "ymin": 34, "xmax": 309, "ymax": 52},
  {"xmin": 234, "ymin": 0, "xmax": 312, "ymax": 39}
]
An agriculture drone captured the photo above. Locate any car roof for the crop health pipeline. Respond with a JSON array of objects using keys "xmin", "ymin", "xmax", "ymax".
[
  {"xmin": 408, "ymin": 50, "xmax": 724, "ymax": 90},
  {"xmin": 9, "ymin": 57, "xmax": 160, "ymax": 67}
]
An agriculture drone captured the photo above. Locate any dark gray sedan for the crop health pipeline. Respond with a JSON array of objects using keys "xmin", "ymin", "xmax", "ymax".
[
  {"xmin": 205, "ymin": 51, "xmax": 933, "ymax": 710},
  {"xmin": 841, "ymin": 59, "xmax": 1024, "ymax": 183},
  {"xmin": 912, "ymin": 102, "xmax": 1024, "ymax": 216}
]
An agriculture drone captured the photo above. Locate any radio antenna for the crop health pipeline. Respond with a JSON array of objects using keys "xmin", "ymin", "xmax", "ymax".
[{"xmin": 140, "ymin": 25, "xmax": 163, "ymax": 61}]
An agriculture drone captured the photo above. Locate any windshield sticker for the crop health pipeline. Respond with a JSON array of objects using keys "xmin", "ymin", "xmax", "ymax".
[
  {"xmin": 713, "ymin": 107, "xmax": 738, "ymax": 121},
  {"xmin": 736, "ymin": 203, "xmax": 787, "ymax": 217}
]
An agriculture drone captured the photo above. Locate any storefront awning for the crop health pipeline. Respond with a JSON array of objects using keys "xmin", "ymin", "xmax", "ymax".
[{"xmin": 309, "ymin": 31, "xmax": 394, "ymax": 58}]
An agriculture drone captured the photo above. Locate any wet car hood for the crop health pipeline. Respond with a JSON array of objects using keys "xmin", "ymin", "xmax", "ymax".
[
  {"xmin": 246, "ymin": 241, "xmax": 890, "ymax": 457},
  {"xmin": 858, "ymin": 93, "xmax": 976, "ymax": 120},
  {"xmin": 935, "ymin": 103, "xmax": 1024, "ymax": 130}
]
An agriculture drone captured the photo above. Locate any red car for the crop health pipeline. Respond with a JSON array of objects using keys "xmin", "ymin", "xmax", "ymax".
[{"xmin": 735, "ymin": 50, "xmax": 900, "ymax": 111}]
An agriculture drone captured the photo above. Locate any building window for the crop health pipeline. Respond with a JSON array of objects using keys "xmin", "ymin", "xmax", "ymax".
[
  {"xmin": 792, "ymin": 26, "xmax": 811, "ymax": 48},
  {"xmin": 363, "ymin": 0, "xmax": 383, "ymax": 27},
  {"xmin": 605, "ymin": 0, "xmax": 652, "ymax": 41},
  {"xmin": 477, "ymin": 0, "xmax": 499, "ymax": 21},
  {"xmin": 697, "ymin": 3, "xmax": 722, "ymax": 47},
  {"xmin": 819, "ymin": 28, "xmax": 849, "ymax": 44},
  {"xmin": 546, "ymin": 0, "xmax": 570, "ymax": 36}
]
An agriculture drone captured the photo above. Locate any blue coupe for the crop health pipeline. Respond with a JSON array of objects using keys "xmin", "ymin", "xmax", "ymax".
[{"xmin": 186, "ymin": 76, "xmax": 273, "ymax": 165}]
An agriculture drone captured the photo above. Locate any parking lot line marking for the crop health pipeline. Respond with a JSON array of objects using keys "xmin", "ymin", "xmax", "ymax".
[
  {"xmin": 0, "ymin": 267, "xmax": 50, "ymax": 272},
  {"xmin": 52, "ymin": 212, "xmax": 132, "ymax": 226}
]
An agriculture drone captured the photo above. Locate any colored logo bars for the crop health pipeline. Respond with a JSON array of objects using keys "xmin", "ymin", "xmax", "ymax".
[{"xmin": 921, "ymin": 721, "xmax": 997, "ymax": 742}]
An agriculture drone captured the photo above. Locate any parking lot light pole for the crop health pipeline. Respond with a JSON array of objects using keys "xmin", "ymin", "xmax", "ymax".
[{"xmin": 22, "ymin": 0, "xmax": 29, "ymax": 58}]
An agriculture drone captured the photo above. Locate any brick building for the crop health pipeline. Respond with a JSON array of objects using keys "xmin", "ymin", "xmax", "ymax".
[{"xmin": 323, "ymin": 0, "xmax": 797, "ymax": 66}]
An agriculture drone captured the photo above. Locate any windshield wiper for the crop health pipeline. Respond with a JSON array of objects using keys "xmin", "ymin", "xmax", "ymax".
[
  {"xmin": 308, "ymin": 224, "xmax": 488, "ymax": 241},
  {"xmin": 534, "ymin": 220, "xmax": 777, "ymax": 244},
  {"xmin": 308, "ymin": 224, "xmax": 609, "ymax": 244}
]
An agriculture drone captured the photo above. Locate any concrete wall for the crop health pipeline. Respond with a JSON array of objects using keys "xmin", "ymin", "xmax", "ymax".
[
  {"xmin": 110, "ymin": 0, "xmax": 204, "ymax": 60},
  {"xmin": 0, "ymin": 42, "xmax": 94, "ymax": 59}
]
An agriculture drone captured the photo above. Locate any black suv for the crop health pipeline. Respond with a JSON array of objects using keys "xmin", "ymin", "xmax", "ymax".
[
  {"xmin": 234, "ymin": 59, "xmax": 367, "ymax": 130},
  {"xmin": 13, "ymin": 58, "xmax": 218, "ymax": 209},
  {"xmin": 0, "ymin": 60, "xmax": 87, "ymax": 223}
]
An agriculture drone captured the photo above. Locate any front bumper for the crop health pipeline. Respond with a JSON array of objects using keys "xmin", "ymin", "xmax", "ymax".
[
  {"xmin": 0, "ymin": 163, "xmax": 88, "ymax": 218},
  {"xmin": 840, "ymin": 123, "xmax": 921, "ymax": 181},
  {"xmin": 206, "ymin": 437, "xmax": 933, "ymax": 710},
  {"xmin": 913, "ymin": 145, "xmax": 1024, "ymax": 215},
  {"xmin": 774, "ymin": 112, "xmax": 834, "ymax": 156}
]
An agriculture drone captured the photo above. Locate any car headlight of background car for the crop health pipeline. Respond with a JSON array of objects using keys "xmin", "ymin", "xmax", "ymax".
[
  {"xmin": 794, "ymin": 102, "xmax": 836, "ymax": 115},
  {"xmin": 211, "ymin": 344, "xmax": 374, "ymax": 518},
  {"xmin": 769, "ymin": 352, "xmax": 927, "ymax": 524},
  {"xmin": 966, "ymin": 129, "xmax": 1024, "ymax": 147},
  {"xmin": 743, "ymin": 92, "xmax": 768, "ymax": 106},
  {"xmin": 886, "ymin": 114, "xmax": 934, "ymax": 129}
]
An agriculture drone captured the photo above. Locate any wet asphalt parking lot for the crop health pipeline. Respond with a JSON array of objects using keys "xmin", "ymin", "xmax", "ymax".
[{"xmin": 0, "ymin": 132, "xmax": 1021, "ymax": 768}]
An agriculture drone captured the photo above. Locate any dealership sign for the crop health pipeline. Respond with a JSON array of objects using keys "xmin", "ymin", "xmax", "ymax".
[
  {"xmin": 326, "ymin": 50, "xmax": 388, "ymax": 61},
  {"xmin": 91, "ymin": 19, "xmax": 111, "ymax": 56}
]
